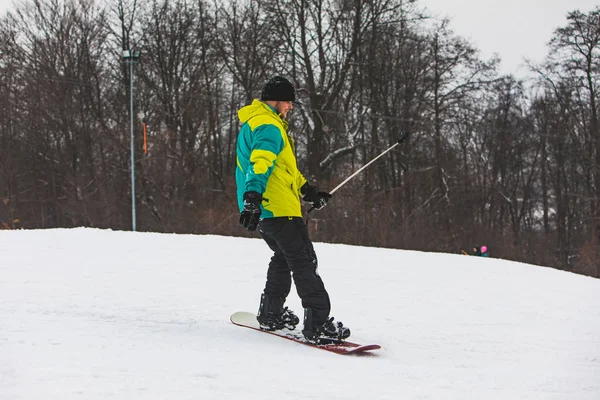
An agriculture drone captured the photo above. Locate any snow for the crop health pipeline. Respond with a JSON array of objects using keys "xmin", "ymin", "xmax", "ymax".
[{"xmin": 1, "ymin": 227, "xmax": 599, "ymax": 399}]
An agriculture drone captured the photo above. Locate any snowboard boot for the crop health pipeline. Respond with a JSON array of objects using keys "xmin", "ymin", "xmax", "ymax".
[
  {"xmin": 302, "ymin": 308, "xmax": 351, "ymax": 343},
  {"xmin": 256, "ymin": 293, "xmax": 300, "ymax": 331}
]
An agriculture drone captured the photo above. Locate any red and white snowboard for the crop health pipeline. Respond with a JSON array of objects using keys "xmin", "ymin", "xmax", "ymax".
[{"xmin": 230, "ymin": 311, "xmax": 381, "ymax": 355}]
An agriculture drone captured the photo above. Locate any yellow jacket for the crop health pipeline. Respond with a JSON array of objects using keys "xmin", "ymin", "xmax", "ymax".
[{"xmin": 235, "ymin": 99, "xmax": 307, "ymax": 218}]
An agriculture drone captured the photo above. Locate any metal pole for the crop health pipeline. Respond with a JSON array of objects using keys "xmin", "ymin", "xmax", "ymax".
[
  {"xmin": 329, "ymin": 142, "xmax": 399, "ymax": 195},
  {"xmin": 329, "ymin": 131, "xmax": 409, "ymax": 195},
  {"xmin": 129, "ymin": 56, "xmax": 136, "ymax": 231},
  {"xmin": 306, "ymin": 132, "xmax": 409, "ymax": 214}
]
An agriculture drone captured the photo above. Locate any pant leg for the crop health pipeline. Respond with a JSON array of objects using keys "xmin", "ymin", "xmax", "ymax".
[
  {"xmin": 259, "ymin": 227, "xmax": 292, "ymax": 299},
  {"xmin": 258, "ymin": 217, "xmax": 331, "ymax": 318}
]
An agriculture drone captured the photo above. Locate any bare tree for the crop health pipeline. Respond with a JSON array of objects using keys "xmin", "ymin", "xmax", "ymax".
[{"xmin": 543, "ymin": 7, "xmax": 600, "ymax": 275}]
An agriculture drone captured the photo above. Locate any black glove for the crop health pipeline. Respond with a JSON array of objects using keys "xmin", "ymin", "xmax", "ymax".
[
  {"xmin": 301, "ymin": 183, "xmax": 332, "ymax": 210},
  {"xmin": 239, "ymin": 191, "xmax": 262, "ymax": 231}
]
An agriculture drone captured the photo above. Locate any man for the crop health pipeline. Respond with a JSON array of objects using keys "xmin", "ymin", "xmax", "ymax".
[{"xmin": 235, "ymin": 76, "xmax": 350, "ymax": 343}]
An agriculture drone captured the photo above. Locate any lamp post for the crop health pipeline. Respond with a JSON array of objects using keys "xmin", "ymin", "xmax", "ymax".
[{"xmin": 123, "ymin": 49, "xmax": 141, "ymax": 231}]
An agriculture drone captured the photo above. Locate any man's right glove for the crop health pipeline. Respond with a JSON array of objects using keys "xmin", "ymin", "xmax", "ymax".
[
  {"xmin": 239, "ymin": 191, "xmax": 262, "ymax": 231},
  {"xmin": 301, "ymin": 183, "xmax": 332, "ymax": 210}
]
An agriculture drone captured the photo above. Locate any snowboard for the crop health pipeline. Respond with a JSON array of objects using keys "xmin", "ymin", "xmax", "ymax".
[{"xmin": 230, "ymin": 311, "xmax": 381, "ymax": 355}]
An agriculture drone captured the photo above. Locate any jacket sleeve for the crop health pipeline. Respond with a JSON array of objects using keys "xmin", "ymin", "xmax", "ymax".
[
  {"xmin": 296, "ymin": 173, "xmax": 307, "ymax": 196},
  {"xmin": 245, "ymin": 124, "xmax": 284, "ymax": 194}
]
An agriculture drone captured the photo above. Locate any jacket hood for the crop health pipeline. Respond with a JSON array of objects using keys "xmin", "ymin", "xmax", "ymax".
[{"xmin": 238, "ymin": 99, "xmax": 287, "ymax": 129}]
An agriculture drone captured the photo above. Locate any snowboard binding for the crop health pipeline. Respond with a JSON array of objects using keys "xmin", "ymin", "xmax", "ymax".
[
  {"xmin": 257, "ymin": 293, "xmax": 299, "ymax": 331},
  {"xmin": 302, "ymin": 309, "xmax": 351, "ymax": 343}
]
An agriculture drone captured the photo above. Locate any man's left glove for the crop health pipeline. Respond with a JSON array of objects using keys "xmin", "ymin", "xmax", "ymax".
[
  {"xmin": 301, "ymin": 183, "xmax": 332, "ymax": 210},
  {"xmin": 239, "ymin": 191, "xmax": 262, "ymax": 231}
]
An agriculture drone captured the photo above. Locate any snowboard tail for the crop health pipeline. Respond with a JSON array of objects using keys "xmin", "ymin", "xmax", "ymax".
[{"xmin": 230, "ymin": 311, "xmax": 380, "ymax": 355}]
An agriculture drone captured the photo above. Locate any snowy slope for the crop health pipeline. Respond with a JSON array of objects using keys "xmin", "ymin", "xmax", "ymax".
[{"xmin": 1, "ymin": 228, "xmax": 599, "ymax": 400}]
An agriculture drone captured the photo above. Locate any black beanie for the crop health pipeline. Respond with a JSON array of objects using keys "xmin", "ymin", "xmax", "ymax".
[{"xmin": 260, "ymin": 76, "xmax": 296, "ymax": 102}]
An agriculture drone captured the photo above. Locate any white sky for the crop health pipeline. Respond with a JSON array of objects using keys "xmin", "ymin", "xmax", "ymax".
[
  {"xmin": 420, "ymin": 0, "xmax": 599, "ymax": 77},
  {"xmin": 0, "ymin": 0, "xmax": 11, "ymax": 13},
  {"xmin": 2, "ymin": 228, "xmax": 599, "ymax": 399},
  {"xmin": 0, "ymin": 0, "xmax": 597, "ymax": 76}
]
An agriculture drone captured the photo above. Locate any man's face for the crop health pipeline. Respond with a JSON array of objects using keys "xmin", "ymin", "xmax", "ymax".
[{"xmin": 275, "ymin": 101, "xmax": 293, "ymax": 119}]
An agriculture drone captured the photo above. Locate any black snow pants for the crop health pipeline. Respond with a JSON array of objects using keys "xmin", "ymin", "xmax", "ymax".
[{"xmin": 257, "ymin": 217, "xmax": 331, "ymax": 319}]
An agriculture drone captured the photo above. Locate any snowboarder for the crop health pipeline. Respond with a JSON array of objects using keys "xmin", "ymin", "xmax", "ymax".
[
  {"xmin": 480, "ymin": 245, "xmax": 489, "ymax": 257},
  {"xmin": 470, "ymin": 246, "xmax": 489, "ymax": 257},
  {"xmin": 235, "ymin": 75, "xmax": 350, "ymax": 343}
]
